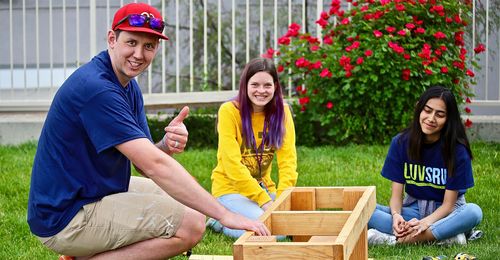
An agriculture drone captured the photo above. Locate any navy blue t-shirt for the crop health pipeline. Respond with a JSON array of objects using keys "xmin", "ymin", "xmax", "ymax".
[
  {"xmin": 27, "ymin": 50, "xmax": 152, "ymax": 237},
  {"xmin": 381, "ymin": 133, "xmax": 474, "ymax": 202}
]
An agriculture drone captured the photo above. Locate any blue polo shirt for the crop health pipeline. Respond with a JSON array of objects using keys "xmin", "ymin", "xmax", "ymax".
[
  {"xmin": 27, "ymin": 50, "xmax": 152, "ymax": 237},
  {"xmin": 381, "ymin": 133, "xmax": 474, "ymax": 202}
]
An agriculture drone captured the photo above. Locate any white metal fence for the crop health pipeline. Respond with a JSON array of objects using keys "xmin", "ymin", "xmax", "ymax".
[{"xmin": 1, "ymin": 0, "xmax": 499, "ymax": 115}]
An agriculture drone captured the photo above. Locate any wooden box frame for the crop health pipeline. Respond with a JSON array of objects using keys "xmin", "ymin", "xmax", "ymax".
[{"xmin": 233, "ymin": 186, "xmax": 376, "ymax": 260}]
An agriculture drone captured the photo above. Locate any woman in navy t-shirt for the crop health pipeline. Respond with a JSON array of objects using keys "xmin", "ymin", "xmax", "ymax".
[{"xmin": 367, "ymin": 86, "xmax": 482, "ymax": 245}]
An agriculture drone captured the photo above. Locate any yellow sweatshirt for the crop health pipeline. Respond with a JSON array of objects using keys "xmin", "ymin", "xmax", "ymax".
[{"xmin": 211, "ymin": 101, "xmax": 298, "ymax": 206}]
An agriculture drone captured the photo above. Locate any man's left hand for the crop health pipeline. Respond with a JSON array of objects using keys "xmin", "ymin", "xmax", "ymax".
[{"xmin": 162, "ymin": 106, "xmax": 189, "ymax": 154}]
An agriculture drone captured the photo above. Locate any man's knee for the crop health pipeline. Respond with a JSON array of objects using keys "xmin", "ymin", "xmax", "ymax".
[{"xmin": 176, "ymin": 208, "xmax": 206, "ymax": 248}]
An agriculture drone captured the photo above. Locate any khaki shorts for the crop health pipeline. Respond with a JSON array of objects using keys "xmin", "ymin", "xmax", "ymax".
[{"xmin": 38, "ymin": 176, "xmax": 185, "ymax": 256}]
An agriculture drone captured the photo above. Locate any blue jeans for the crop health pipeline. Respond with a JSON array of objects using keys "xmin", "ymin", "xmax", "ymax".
[
  {"xmin": 367, "ymin": 202, "xmax": 482, "ymax": 240},
  {"xmin": 216, "ymin": 193, "xmax": 276, "ymax": 239}
]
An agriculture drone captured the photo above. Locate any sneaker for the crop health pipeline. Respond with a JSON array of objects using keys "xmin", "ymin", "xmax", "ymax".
[
  {"xmin": 436, "ymin": 233, "xmax": 467, "ymax": 246},
  {"xmin": 466, "ymin": 229, "xmax": 483, "ymax": 241},
  {"xmin": 367, "ymin": 228, "xmax": 396, "ymax": 245},
  {"xmin": 205, "ymin": 217, "xmax": 223, "ymax": 233}
]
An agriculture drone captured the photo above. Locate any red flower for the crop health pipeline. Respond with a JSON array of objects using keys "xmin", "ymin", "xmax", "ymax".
[
  {"xmin": 261, "ymin": 48, "xmax": 274, "ymax": 59},
  {"xmin": 433, "ymin": 31, "xmax": 446, "ymax": 39},
  {"xmin": 320, "ymin": 68, "xmax": 332, "ymax": 78},
  {"xmin": 316, "ymin": 18, "xmax": 328, "ymax": 28},
  {"xmin": 339, "ymin": 55, "xmax": 351, "ymax": 66},
  {"xmin": 465, "ymin": 107, "xmax": 471, "ymax": 114},
  {"xmin": 323, "ymin": 36, "xmax": 333, "ymax": 45},
  {"xmin": 277, "ymin": 65, "xmax": 284, "ymax": 73},
  {"xmin": 295, "ymin": 57, "xmax": 310, "ymax": 68},
  {"xmin": 298, "ymin": 97, "xmax": 310, "ymax": 105},
  {"xmin": 405, "ymin": 23, "xmax": 415, "ymax": 29},
  {"xmin": 415, "ymin": 27, "xmax": 425, "ymax": 34},
  {"xmin": 326, "ymin": 101, "xmax": 334, "ymax": 109},
  {"xmin": 430, "ymin": 5, "xmax": 444, "ymax": 12},
  {"xmin": 466, "ymin": 69, "xmax": 475, "ymax": 77},
  {"xmin": 445, "ymin": 17, "xmax": 453, "ymax": 23},
  {"xmin": 440, "ymin": 67, "xmax": 448, "ymax": 73},
  {"xmin": 425, "ymin": 69, "xmax": 433, "ymax": 75},
  {"xmin": 311, "ymin": 61, "xmax": 322, "ymax": 70},
  {"xmin": 453, "ymin": 61, "xmax": 465, "ymax": 70},
  {"xmin": 310, "ymin": 45, "xmax": 320, "ymax": 51},
  {"xmin": 373, "ymin": 30, "xmax": 383, "ymax": 38},
  {"xmin": 289, "ymin": 23, "xmax": 300, "ymax": 32},
  {"xmin": 278, "ymin": 36, "xmax": 290, "ymax": 45},
  {"xmin": 345, "ymin": 71, "xmax": 352, "ymax": 78},
  {"xmin": 403, "ymin": 53, "xmax": 411, "ymax": 60},
  {"xmin": 466, "ymin": 97, "xmax": 472, "ymax": 103},
  {"xmin": 395, "ymin": 4, "xmax": 405, "ymax": 11},
  {"xmin": 386, "ymin": 26, "xmax": 396, "ymax": 33},
  {"xmin": 356, "ymin": 57, "xmax": 364, "ymax": 65},
  {"xmin": 464, "ymin": 118, "xmax": 473, "ymax": 128},
  {"xmin": 320, "ymin": 11, "xmax": 329, "ymax": 20},
  {"xmin": 364, "ymin": 50, "xmax": 373, "ymax": 57},
  {"xmin": 397, "ymin": 30, "xmax": 407, "ymax": 36},
  {"xmin": 341, "ymin": 18, "xmax": 350, "ymax": 25},
  {"xmin": 402, "ymin": 69, "xmax": 411, "ymax": 81},
  {"xmin": 388, "ymin": 42, "xmax": 404, "ymax": 54},
  {"xmin": 474, "ymin": 44, "xmax": 486, "ymax": 54}
]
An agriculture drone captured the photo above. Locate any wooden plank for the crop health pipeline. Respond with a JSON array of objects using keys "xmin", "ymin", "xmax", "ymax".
[
  {"xmin": 271, "ymin": 211, "xmax": 351, "ymax": 236},
  {"xmin": 240, "ymin": 243, "xmax": 341, "ymax": 260},
  {"xmin": 259, "ymin": 187, "xmax": 294, "ymax": 229},
  {"xmin": 273, "ymin": 187, "xmax": 293, "ymax": 212},
  {"xmin": 292, "ymin": 235, "xmax": 311, "ymax": 242},
  {"xmin": 308, "ymin": 236, "xmax": 338, "ymax": 243},
  {"xmin": 349, "ymin": 226, "xmax": 367, "ymax": 260},
  {"xmin": 290, "ymin": 188, "xmax": 316, "ymax": 242},
  {"xmin": 291, "ymin": 188, "xmax": 316, "ymax": 211},
  {"xmin": 315, "ymin": 187, "xmax": 344, "ymax": 209},
  {"xmin": 343, "ymin": 190, "xmax": 364, "ymax": 211},
  {"xmin": 336, "ymin": 186, "xmax": 376, "ymax": 259},
  {"xmin": 246, "ymin": 236, "xmax": 277, "ymax": 242},
  {"xmin": 234, "ymin": 232, "xmax": 253, "ymax": 260}
]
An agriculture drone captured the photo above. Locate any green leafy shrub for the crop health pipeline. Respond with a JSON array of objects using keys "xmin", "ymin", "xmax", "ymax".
[{"xmin": 273, "ymin": 0, "xmax": 484, "ymax": 145}]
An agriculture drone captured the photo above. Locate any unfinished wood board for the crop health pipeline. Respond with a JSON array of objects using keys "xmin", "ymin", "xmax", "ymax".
[{"xmin": 233, "ymin": 186, "xmax": 376, "ymax": 260}]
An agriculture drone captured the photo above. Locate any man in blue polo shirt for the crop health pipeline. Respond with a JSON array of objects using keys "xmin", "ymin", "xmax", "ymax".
[{"xmin": 27, "ymin": 3, "xmax": 269, "ymax": 259}]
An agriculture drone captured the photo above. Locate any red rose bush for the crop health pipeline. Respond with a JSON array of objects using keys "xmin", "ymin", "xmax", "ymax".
[{"xmin": 271, "ymin": 0, "xmax": 484, "ymax": 145}]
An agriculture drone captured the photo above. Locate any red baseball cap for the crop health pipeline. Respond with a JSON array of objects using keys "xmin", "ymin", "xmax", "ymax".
[{"xmin": 112, "ymin": 2, "xmax": 169, "ymax": 40}]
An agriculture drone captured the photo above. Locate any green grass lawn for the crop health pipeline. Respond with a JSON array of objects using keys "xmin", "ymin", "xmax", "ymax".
[{"xmin": 1, "ymin": 142, "xmax": 499, "ymax": 259}]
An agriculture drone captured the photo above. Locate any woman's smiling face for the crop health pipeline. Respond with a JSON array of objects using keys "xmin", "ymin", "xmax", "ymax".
[
  {"xmin": 419, "ymin": 97, "xmax": 447, "ymax": 143},
  {"xmin": 247, "ymin": 71, "xmax": 275, "ymax": 112}
]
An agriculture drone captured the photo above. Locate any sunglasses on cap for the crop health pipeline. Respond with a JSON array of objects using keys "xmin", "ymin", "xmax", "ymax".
[{"xmin": 113, "ymin": 14, "xmax": 165, "ymax": 33}]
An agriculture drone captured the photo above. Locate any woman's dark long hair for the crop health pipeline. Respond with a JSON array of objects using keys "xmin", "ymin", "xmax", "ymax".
[
  {"xmin": 404, "ymin": 85, "xmax": 472, "ymax": 177},
  {"xmin": 236, "ymin": 57, "xmax": 285, "ymax": 149}
]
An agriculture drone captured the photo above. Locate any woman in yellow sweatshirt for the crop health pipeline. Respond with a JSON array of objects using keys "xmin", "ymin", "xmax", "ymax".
[{"xmin": 207, "ymin": 58, "xmax": 298, "ymax": 238}]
